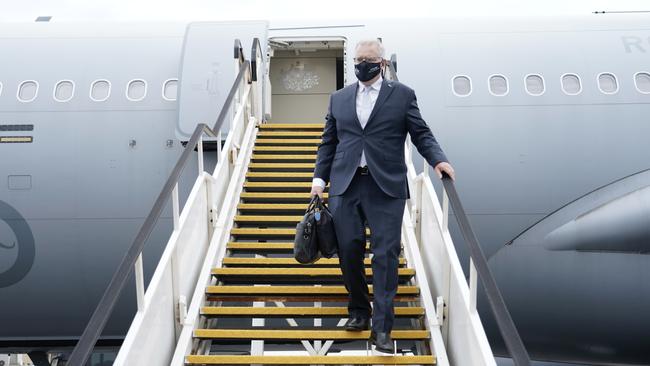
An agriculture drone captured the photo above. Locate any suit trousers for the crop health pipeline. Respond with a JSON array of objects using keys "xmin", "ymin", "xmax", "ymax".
[{"xmin": 327, "ymin": 168, "xmax": 406, "ymax": 332}]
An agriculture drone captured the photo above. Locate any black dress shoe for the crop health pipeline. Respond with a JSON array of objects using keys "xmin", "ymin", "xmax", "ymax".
[
  {"xmin": 344, "ymin": 316, "xmax": 370, "ymax": 331},
  {"xmin": 369, "ymin": 330, "xmax": 395, "ymax": 354}
]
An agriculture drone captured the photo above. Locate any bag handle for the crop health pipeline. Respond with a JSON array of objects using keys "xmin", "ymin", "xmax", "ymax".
[
  {"xmin": 305, "ymin": 194, "xmax": 320, "ymax": 213},
  {"xmin": 316, "ymin": 197, "xmax": 332, "ymax": 214}
]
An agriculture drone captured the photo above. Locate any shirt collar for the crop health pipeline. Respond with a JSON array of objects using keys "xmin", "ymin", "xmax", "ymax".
[{"xmin": 358, "ymin": 75, "xmax": 383, "ymax": 93}]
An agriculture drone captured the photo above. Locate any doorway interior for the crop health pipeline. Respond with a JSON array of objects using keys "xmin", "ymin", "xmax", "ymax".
[{"xmin": 267, "ymin": 37, "xmax": 346, "ymax": 124}]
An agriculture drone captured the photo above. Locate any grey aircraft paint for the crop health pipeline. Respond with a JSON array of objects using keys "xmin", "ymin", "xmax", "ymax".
[{"xmin": 0, "ymin": 14, "xmax": 649, "ymax": 365}]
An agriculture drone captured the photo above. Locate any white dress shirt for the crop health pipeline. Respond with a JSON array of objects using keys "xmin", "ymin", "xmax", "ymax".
[{"xmin": 312, "ymin": 76, "xmax": 383, "ymax": 189}]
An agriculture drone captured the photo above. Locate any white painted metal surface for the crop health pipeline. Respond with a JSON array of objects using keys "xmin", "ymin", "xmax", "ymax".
[{"xmin": 113, "ymin": 59, "xmax": 258, "ymax": 365}]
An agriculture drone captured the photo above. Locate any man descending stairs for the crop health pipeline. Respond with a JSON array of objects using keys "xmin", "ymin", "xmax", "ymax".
[{"xmin": 184, "ymin": 123, "xmax": 436, "ymax": 365}]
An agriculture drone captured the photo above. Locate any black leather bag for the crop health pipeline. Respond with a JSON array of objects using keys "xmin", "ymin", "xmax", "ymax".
[
  {"xmin": 314, "ymin": 196, "xmax": 338, "ymax": 258},
  {"xmin": 294, "ymin": 196, "xmax": 321, "ymax": 264}
]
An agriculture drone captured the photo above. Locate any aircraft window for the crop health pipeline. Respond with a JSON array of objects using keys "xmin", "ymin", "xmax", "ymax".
[
  {"xmin": 90, "ymin": 80, "xmax": 111, "ymax": 102},
  {"xmin": 634, "ymin": 72, "xmax": 650, "ymax": 94},
  {"xmin": 561, "ymin": 73, "xmax": 582, "ymax": 95},
  {"xmin": 127, "ymin": 79, "xmax": 147, "ymax": 101},
  {"xmin": 452, "ymin": 75, "xmax": 472, "ymax": 96},
  {"xmin": 597, "ymin": 73, "xmax": 618, "ymax": 94},
  {"xmin": 525, "ymin": 74, "xmax": 545, "ymax": 96},
  {"xmin": 488, "ymin": 74, "xmax": 508, "ymax": 96},
  {"xmin": 54, "ymin": 80, "xmax": 75, "ymax": 102},
  {"xmin": 162, "ymin": 79, "xmax": 178, "ymax": 101},
  {"xmin": 17, "ymin": 80, "xmax": 39, "ymax": 102}
]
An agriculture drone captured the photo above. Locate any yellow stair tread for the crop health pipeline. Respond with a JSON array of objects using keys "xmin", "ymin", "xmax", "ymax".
[
  {"xmin": 240, "ymin": 192, "xmax": 327, "ymax": 199},
  {"xmin": 186, "ymin": 355, "xmax": 435, "ymax": 365},
  {"xmin": 200, "ymin": 306, "xmax": 423, "ymax": 316},
  {"xmin": 254, "ymin": 146, "xmax": 319, "ymax": 151},
  {"xmin": 221, "ymin": 257, "xmax": 404, "ymax": 266},
  {"xmin": 235, "ymin": 215, "xmax": 304, "ymax": 221},
  {"xmin": 258, "ymin": 123, "xmax": 325, "ymax": 129},
  {"xmin": 246, "ymin": 172, "xmax": 315, "ymax": 178},
  {"xmin": 255, "ymin": 139, "xmax": 321, "ymax": 146},
  {"xmin": 249, "ymin": 163, "xmax": 315, "ymax": 168},
  {"xmin": 244, "ymin": 182, "xmax": 324, "ymax": 188},
  {"xmin": 206, "ymin": 285, "xmax": 419, "ymax": 295},
  {"xmin": 252, "ymin": 154, "xmax": 316, "ymax": 160},
  {"xmin": 238, "ymin": 203, "xmax": 311, "ymax": 210},
  {"xmin": 231, "ymin": 228, "xmax": 370, "ymax": 235},
  {"xmin": 211, "ymin": 267, "xmax": 415, "ymax": 276},
  {"xmin": 258, "ymin": 131, "xmax": 323, "ymax": 137},
  {"xmin": 193, "ymin": 329, "xmax": 429, "ymax": 340},
  {"xmin": 239, "ymin": 215, "xmax": 360, "ymax": 223},
  {"xmin": 226, "ymin": 242, "xmax": 372, "ymax": 250},
  {"xmin": 255, "ymin": 139, "xmax": 321, "ymax": 144}
]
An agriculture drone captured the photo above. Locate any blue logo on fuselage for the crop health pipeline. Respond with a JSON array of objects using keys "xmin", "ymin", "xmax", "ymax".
[{"xmin": 0, "ymin": 201, "xmax": 35, "ymax": 288}]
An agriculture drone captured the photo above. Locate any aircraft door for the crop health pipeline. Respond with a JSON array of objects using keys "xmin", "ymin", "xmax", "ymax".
[{"xmin": 176, "ymin": 21, "xmax": 268, "ymax": 139}]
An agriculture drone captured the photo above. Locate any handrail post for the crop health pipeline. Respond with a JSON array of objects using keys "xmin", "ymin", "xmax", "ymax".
[
  {"xmin": 217, "ymin": 130, "xmax": 223, "ymax": 162},
  {"xmin": 469, "ymin": 258, "xmax": 478, "ymax": 313},
  {"xmin": 197, "ymin": 135, "xmax": 204, "ymax": 173},
  {"xmin": 172, "ymin": 183, "xmax": 180, "ymax": 231},
  {"xmin": 442, "ymin": 189, "xmax": 449, "ymax": 233},
  {"xmin": 134, "ymin": 254, "xmax": 145, "ymax": 312}
]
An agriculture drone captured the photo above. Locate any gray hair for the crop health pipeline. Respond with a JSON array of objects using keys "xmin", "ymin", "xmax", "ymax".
[{"xmin": 355, "ymin": 39, "xmax": 385, "ymax": 59}]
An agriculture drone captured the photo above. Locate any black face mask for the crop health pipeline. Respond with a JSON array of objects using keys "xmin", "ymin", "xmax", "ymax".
[{"xmin": 354, "ymin": 61, "xmax": 382, "ymax": 82}]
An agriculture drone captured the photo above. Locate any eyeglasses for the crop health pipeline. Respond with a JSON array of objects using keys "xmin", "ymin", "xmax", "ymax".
[{"xmin": 353, "ymin": 56, "xmax": 383, "ymax": 64}]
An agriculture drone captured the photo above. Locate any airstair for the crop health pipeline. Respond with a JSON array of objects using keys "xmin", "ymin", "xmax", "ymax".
[{"xmin": 68, "ymin": 38, "xmax": 530, "ymax": 366}]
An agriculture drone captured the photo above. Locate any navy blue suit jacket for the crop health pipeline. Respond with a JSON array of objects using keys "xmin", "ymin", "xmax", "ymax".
[{"xmin": 313, "ymin": 78, "xmax": 448, "ymax": 199}]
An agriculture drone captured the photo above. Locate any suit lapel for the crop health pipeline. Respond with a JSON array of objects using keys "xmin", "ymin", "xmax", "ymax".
[
  {"xmin": 365, "ymin": 79, "xmax": 395, "ymax": 129},
  {"xmin": 349, "ymin": 82, "xmax": 363, "ymax": 131}
]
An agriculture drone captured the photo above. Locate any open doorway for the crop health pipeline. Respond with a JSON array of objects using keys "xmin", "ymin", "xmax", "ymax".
[{"xmin": 268, "ymin": 37, "xmax": 346, "ymax": 124}]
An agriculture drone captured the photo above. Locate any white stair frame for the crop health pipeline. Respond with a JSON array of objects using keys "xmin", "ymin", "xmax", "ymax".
[
  {"xmin": 404, "ymin": 140, "xmax": 497, "ymax": 365},
  {"xmin": 169, "ymin": 87, "xmax": 259, "ymax": 365},
  {"xmin": 113, "ymin": 66, "xmax": 258, "ymax": 365}
]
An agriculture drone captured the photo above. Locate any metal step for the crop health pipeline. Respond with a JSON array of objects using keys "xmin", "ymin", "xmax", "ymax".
[
  {"xmin": 205, "ymin": 284, "xmax": 420, "ymax": 302},
  {"xmin": 193, "ymin": 329, "xmax": 430, "ymax": 340},
  {"xmin": 206, "ymin": 285, "xmax": 419, "ymax": 296},
  {"xmin": 235, "ymin": 215, "xmax": 303, "ymax": 223},
  {"xmin": 226, "ymin": 242, "xmax": 372, "ymax": 253},
  {"xmin": 186, "ymin": 355, "xmax": 435, "ymax": 365},
  {"xmin": 239, "ymin": 192, "xmax": 328, "ymax": 202},
  {"xmin": 246, "ymin": 172, "xmax": 315, "ymax": 181},
  {"xmin": 211, "ymin": 267, "xmax": 415, "ymax": 282},
  {"xmin": 200, "ymin": 306, "xmax": 423, "ymax": 318},
  {"xmin": 221, "ymin": 257, "xmax": 404, "ymax": 267},
  {"xmin": 237, "ymin": 203, "xmax": 313, "ymax": 212},
  {"xmin": 252, "ymin": 154, "xmax": 316, "ymax": 161},
  {"xmin": 258, "ymin": 131, "xmax": 323, "ymax": 138},
  {"xmin": 258, "ymin": 123, "xmax": 325, "ymax": 130},
  {"xmin": 248, "ymin": 163, "xmax": 316, "ymax": 171},
  {"xmin": 253, "ymin": 146, "xmax": 319, "ymax": 153},
  {"xmin": 254, "ymin": 139, "xmax": 321, "ymax": 145},
  {"xmin": 230, "ymin": 228, "xmax": 370, "ymax": 238},
  {"xmin": 244, "ymin": 182, "xmax": 325, "ymax": 191}
]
